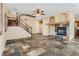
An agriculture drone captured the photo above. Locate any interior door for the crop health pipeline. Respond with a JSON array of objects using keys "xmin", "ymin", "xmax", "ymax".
[
  {"xmin": 75, "ymin": 21, "xmax": 79, "ymax": 38},
  {"xmin": 8, "ymin": 20, "xmax": 17, "ymax": 26}
]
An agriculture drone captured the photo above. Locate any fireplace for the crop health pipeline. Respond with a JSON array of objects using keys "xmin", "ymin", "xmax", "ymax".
[{"xmin": 57, "ymin": 27, "xmax": 66, "ymax": 36}]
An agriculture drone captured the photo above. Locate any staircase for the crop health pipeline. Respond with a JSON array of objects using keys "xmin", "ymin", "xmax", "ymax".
[
  {"xmin": 0, "ymin": 4, "xmax": 33, "ymax": 55},
  {"xmin": 6, "ymin": 26, "xmax": 31, "ymax": 40},
  {"xmin": 6, "ymin": 13, "xmax": 33, "ymax": 40},
  {"xmin": 19, "ymin": 19, "xmax": 32, "ymax": 35}
]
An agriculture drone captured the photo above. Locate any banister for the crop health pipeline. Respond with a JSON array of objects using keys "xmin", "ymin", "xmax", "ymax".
[
  {"xmin": 20, "ymin": 19, "xmax": 32, "ymax": 29},
  {"xmin": 19, "ymin": 19, "xmax": 32, "ymax": 34},
  {"xmin": 17, "ymin": 13, "xmax": 33, "ymax": 38}
]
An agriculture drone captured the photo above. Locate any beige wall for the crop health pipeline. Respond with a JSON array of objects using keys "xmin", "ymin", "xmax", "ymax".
[
  {"xmin": 5, "ymin": 6, "xmax": 16, "ymax": 18},
  {"xmin": 0, "ymin": 4, "xmax": 6, "ymax": 55}
]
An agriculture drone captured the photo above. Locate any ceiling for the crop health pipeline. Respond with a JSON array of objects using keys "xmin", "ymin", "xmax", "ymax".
[{"xmin": 5, "ymin": 3, "xmax": 79, "ymax": 18}]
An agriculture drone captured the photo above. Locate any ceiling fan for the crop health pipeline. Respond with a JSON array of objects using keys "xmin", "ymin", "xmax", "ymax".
[{"xmin": 33, "ymin": 9, "xmax": 45, "ymax": 16}]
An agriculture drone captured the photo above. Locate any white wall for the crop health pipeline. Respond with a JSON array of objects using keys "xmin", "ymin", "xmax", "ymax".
[
  {"xmin": 6, "ymin": 26, "xmax": 31, "ymax": 40},
  {"xmin": 42, "ymin": 18, "xmax": 49, "ymax": 35},
  {"xmin": 34, "ymin": 20, "xmax": 40, "ymax": 33},
  {"xmin": 0, "ymin": 33, "xmax": 6, "ymax": 55},
  {"xmin": 42, "ymin": 18, "xmax": 55, "ymax": 35},
  {"xmin": 33, "ymin": 20, "xmax": 43, "ymax": 33},
  {"xmin": 49, "ymin": 26, "xmax": 55, "ymax": 35},
  {"xmin": 42, "ymin": 17, "xmax": 56, "ymax": 36},
  {"xmin": 68, "ymin": 11, "xmax": 75, "ymax": 42}
]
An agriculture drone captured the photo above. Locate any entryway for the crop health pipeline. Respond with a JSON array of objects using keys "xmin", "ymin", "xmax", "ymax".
[{"xmin": 75, "ymin": 21, "xmax": 79, "ymax": 39}]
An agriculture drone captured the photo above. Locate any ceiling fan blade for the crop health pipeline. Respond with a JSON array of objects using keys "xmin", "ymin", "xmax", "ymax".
[
  {"xmin": 41, "ymin": 11, "xmax": 44, "ymax": 12},
  {"xmin": 42, "ymin": 13, "xmax": 45, "ymax": 15}
]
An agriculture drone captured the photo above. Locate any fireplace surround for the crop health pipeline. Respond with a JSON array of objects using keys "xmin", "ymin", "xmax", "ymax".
[{"xmin": 57, "ymin": 27, "xmax": 66, "ymax": 36}]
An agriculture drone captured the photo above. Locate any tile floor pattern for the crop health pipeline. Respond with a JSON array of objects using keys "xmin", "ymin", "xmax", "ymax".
[{"xmin": 2, "ymin": 34, "xmax": 79, "ymax": 56}]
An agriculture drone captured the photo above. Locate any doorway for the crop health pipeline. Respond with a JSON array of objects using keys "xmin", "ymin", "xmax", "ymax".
[{"xmin": 75, "ymin": 21, "xmax": 79, "ymax": 39}]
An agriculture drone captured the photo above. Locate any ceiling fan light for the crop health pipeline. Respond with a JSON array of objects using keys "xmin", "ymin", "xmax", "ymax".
[{"xmin": 35, "ymin": 14, "xmax": 41, "ymax": 16}]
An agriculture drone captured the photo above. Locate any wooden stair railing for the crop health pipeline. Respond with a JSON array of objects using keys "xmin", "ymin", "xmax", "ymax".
[
  {"xmin": 19, "ymin": 19, "xmax": 32, "ymax": 35},
  {"xmin": 18, "ymin": 14, "xmax": 35, "ymax": 35}
]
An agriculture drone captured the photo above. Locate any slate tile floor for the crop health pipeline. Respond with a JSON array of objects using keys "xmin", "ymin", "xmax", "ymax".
[
  {"xmin": 2, "ymin": 34, "xmax": 79, "ymax": 56},
  {"xmin": 40, "ymin": 38, "xmax": 79, "ymax": 56}
]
